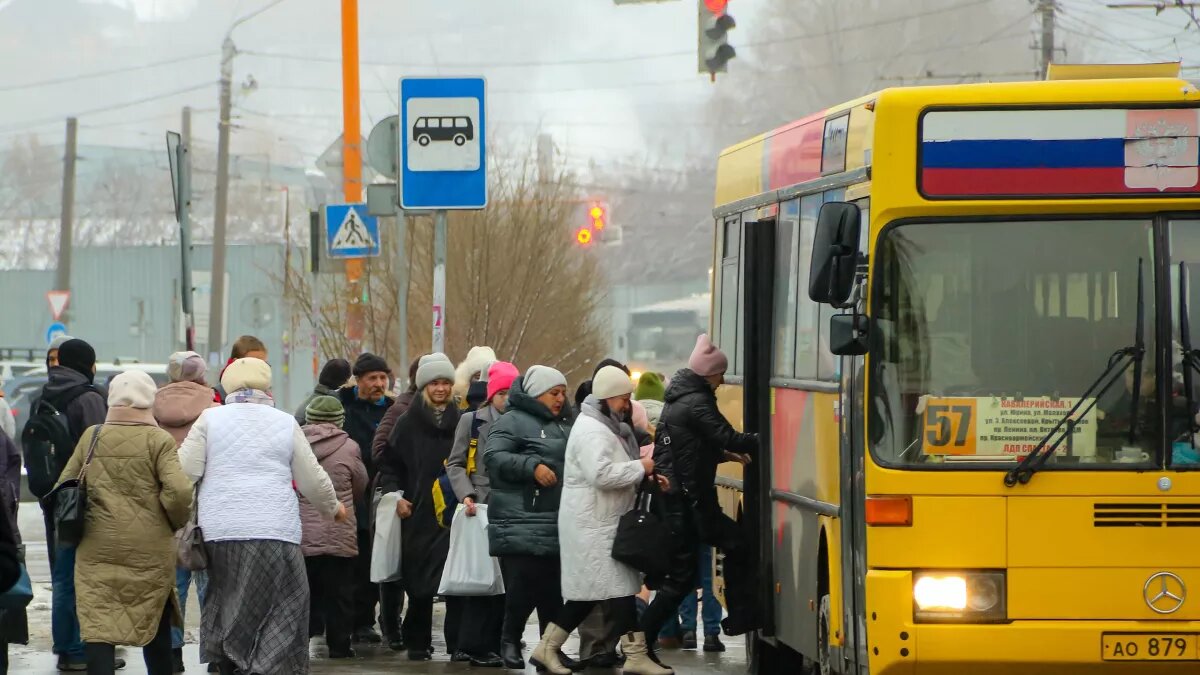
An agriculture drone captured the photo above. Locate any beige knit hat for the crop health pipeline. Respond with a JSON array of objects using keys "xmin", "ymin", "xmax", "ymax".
[
  {"xmin": 221, "ymin": 357, "xmax": 272, "ymax": 393},
  {"xmin": 108, "ymin": 370, "xmax": 158, "ymax": 409}
]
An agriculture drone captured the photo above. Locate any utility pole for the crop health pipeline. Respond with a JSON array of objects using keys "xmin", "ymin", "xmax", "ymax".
[
  {"xmin": 432, "ymin": 211, "xmax": 446, "ymax": 354},
  {"xmin": 341, "ymin": 0, "xmax": 366, "ymax": 349},
  {"xmin": 1039, "ymin": 0, "xmax": 1056, "ymax": 79},
  {"xmin": 395, "ymin": 209, "xmax": 409, "ymax": 383},
  {"xmin": 537, "ymin": 133, "xmax": 553, "ymax": 186},
  {"xmin": 180, "ymin": 107, "xmax": 196, "ymax": 351},
  {"xmin": 209, "ymin": 36, "xmax": 234, "ymax": 363},
  {"xmin": 55, "ymin": 117, "xmax": 77, "ymax": 325}
]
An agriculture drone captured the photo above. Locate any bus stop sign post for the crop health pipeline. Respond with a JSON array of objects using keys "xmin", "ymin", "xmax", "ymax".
[{"xmin": 399, "ymin": 76, "xmax": 488, "ymax": 353}]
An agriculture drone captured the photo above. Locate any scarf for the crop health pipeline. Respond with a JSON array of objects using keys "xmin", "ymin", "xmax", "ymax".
[
  {"xmin": 581, "ymin": 396, "xmax": 639, "ymax": 461},
  {"xmin": 105, "ymin": 406, "xmax": 158, "ymax": 426},
  {"xmin": 225, "ymin": 388, "xmax": 275, "ymax": 407}
]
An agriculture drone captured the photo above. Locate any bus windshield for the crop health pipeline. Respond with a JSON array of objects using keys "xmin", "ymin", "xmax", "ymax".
[{"xmin": 869, "ymin": 218, "xmax": 1178, "ymax": 469}]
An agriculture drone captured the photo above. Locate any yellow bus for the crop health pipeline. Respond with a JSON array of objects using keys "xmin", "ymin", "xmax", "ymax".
[{"xmin": 711, "ymin": 64, "xmax": 1200, "ymax": 674}]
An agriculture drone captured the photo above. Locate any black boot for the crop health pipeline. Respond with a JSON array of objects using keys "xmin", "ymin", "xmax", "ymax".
[
  {"xmin": 469, "ymin": 651, "xmax": 504, "ymax": 668},
  {"xmin": 558, "ymin": 650, "xmax": 586, "ymax": 672},
  {"xmin": 501, "ymin": 641, "xmax": 525, "ymax": 669},
  {"xmin": 171, "ymin": 648, "xmax": 185, "ymax": 673}
]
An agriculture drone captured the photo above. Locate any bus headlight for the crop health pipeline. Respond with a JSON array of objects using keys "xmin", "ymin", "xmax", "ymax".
[{"xmin": 913, "ymin": 571, "xmax": 1006, "ymax": 622}]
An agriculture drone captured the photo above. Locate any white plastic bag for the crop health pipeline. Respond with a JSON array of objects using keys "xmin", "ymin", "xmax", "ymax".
[
  {"xmin": 370, "ymin": 490, "xmax": 404, "ymax": 583},
  {"xmin": 438, "ymin": 503, "xmax": 505, "ymax": 596}
]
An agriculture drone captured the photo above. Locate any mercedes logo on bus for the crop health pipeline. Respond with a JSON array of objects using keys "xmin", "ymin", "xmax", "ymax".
[{"xmin": 1144, "ymin": 572, "xmax": 1187, "ymax": 614}]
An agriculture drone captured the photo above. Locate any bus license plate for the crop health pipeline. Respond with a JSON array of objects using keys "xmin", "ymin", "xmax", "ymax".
[{"xmin": 1102, "ymin": 634, "xmax": 1198, "ymax": 661}]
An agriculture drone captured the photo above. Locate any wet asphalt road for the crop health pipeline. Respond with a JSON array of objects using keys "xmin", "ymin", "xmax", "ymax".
[{"xmin": 8, "ymin": 506, "xmax": 747, "ymax": 674}]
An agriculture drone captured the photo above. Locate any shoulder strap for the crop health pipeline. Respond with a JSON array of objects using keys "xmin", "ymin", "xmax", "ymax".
[{"xmin": 78, "ymin": 425, "xmax": 103, "ymax": 481}]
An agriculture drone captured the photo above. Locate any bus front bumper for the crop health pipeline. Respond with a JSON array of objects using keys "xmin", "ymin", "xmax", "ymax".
[{"xmin": 869, "ymin": 572, "xmax": 1200, "ymax": 675}]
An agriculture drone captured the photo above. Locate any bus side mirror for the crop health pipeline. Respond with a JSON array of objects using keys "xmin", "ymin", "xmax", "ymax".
[
  {"xmin": 829, "ymin": 313, "xmax": 870, "ymax": 356},
  {"xmin": 808, "ymin": 202, "xmax": 861, "ymax": 305}
]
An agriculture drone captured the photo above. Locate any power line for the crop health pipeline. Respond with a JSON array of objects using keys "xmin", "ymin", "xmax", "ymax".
[
  {"xmin": 0, "ymin": 81, "xmax": 214, "ymax": 134},
  {"xmin": 0, "ymin": 51, "xmax": 214, "ymax": 93}
]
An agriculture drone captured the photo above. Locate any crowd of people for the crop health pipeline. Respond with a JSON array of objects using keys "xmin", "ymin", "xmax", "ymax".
[{"xmin": 0, "ymin": 331, "xmax": 759, "ymax": 674}]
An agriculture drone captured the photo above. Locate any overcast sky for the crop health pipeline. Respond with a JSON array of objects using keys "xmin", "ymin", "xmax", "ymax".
[{"xmin": 3, "ymin": 0, "xmax": 1200, "ymax": 173}]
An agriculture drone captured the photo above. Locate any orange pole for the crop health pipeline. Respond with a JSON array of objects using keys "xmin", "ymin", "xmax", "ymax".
[{"xmin": 341, "ymin": 0, "xmax": 365, "ymax": 343}]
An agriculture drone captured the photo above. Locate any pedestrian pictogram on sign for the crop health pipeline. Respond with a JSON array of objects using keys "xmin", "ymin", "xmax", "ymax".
[
  {"xmin": 324, "ymin": 203, "xmax": 381, "ymax": 259},
  {"xmin": 46, "ymin": 291, "xmax": 70, "ymax": 321}
]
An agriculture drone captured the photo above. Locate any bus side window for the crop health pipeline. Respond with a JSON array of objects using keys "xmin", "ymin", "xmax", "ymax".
[
  {"xmin": 817, "ymin": 189, "xmax": 849, "ymax": 380},
  {"xmin": 773, "ymin": 199, "xmax": 800, "ymax": 378},
  {"xmin": 795, "ymin": 194, "xmax": 822, "ymax": 379},
  {"xmin": 428, "ymin": 118, "xmax": 440, "ymax": 128},
  {"xmin": 717, "ymin": 216, "xmax": 741, "ymax": 373},
  {"xmin": 416, "ymin": 118, "xmax": 426, "ymax": 129}
]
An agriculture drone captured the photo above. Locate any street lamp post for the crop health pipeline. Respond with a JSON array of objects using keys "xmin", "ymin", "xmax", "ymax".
[{"xmin": 208, "ymin": 0, "xmax": 287, "ymax": 364}]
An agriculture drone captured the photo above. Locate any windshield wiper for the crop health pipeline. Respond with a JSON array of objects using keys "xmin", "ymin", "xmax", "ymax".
[{"xmin": 1004, "ymin": 258, "xmax": 1146, "ymax": 487}]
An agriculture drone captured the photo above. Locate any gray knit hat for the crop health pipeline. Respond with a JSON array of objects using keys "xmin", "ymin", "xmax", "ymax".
[
  {"xmin": 416, "ymin": 352, "xmax": 455, "ymax": 390},
  {"xmin": 305, "ymin": 395, "xmax": 345, "ymax": 427}
]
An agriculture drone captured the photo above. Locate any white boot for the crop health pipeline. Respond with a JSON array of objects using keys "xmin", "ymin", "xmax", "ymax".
[
  {"xmin": 620, "ymin": 632, "xmax": 673, "ymax": 675},
  {"xmin": 529, "ymin": 623, "xmax": 572, "ymax": 675}
]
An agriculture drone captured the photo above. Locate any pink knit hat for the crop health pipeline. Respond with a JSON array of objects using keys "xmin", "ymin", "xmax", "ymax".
[
  {"xmin": 688, "ymin": 334, "xmax": 728, "ymax": 377},
  {"xmin": 487, "ymin": 361, "xmax": 520, "ymax": 401}
]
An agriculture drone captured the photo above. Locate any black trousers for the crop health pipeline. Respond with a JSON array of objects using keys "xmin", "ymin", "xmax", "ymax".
[
  {"xmin": 401, "ymin": 595, "xmax": 433, "ymax": 652},
  {"xmin": 499, "ymin": 556, "xmax": 563, "ymax": 645},
  {"xmin": 352, "ymin": 528, "xmax": 377, "ymax": 630},
  {"xmin": 85, "ymin": 601, "xmax": 172, "ymax": 675},
  {"xmin": 305, "ymin": 555, "xmax": 355, "ymax": 653},
  {"xmin": 379, "ymin": 580, "xmax": 405, "ymax": 639},
  {"xmin": 557, "ymin": 597, "xmax": 637, "ymax": 636},
  {"xmin": 641, "ymin": 495, "xmax": 754, "ymax": 639},
  {"xmin": 457, "ymin": 594, "xmax": 505, "ymax": 656}
]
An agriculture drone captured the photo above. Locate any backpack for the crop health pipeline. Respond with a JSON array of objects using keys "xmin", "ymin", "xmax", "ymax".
[
  {"xmin": 432, "ymin": 413, "xmax": 486, "ymax": 529},
  {"xmin": 21, "ymin": 385, "xmax": 95, "ymax": 499}
]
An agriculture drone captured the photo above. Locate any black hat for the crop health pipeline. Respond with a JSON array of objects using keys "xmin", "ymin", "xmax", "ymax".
[
  {"xmin": 58, "ymin": 339, "xmax": 96, "ymax": 382},
  {"xmin": 593, "ymin": 358, "xmax": 630, "ymax": 378},
  {"xmin": 353, "ymin": 352, "xmax": 391, "ymax": 378},
  {"xmin": 318, "ymin": 358, "xmax": 352, "ymax": 389}
]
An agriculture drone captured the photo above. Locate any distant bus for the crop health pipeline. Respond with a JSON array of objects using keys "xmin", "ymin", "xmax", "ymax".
[
  {"xmin": 624, "ymin": 294, "xmax": 710, "ymax": 379},
  {"xmin": 413, "ymin": 116, "xmax": 474, "ymax": 146}
]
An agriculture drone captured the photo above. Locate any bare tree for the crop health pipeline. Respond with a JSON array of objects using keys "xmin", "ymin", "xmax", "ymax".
[{"xmin": 276, "ymin": 149, "xmax": 609, "ymax": 383}]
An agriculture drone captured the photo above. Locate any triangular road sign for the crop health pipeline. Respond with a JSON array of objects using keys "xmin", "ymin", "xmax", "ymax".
[{"xmin": 47, "ymin": 291, "xmax": 70, "ymax": 321}]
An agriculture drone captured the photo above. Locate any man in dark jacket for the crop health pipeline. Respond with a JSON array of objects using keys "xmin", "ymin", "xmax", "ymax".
[
  {"xmin": 377, "ymin": 356, "xmax": 461, "ymax": 661},
  {"xmin": 338, "ymin": 352, "xmax": 395, "ymax": 646},
  {"xmin": 641, "ymin": 334, "xmax": 759, "ymax": 644},
  {"xmin": 483, "ymin": 365, "xmax": 577, "ymax": 671},
  {"xmin": 37, "ymin": 339, "xmax": 116, "ymax": 671}
]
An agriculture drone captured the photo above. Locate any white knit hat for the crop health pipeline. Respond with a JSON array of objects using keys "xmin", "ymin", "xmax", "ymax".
[
  {"xmin": 221, "ymin": 357, "xmax": 272, "ymax": 393},
  {"xmin": 108, "ymin": 370, "xmax": 158, "ymax": 409},
  {"xmin": 592, "ymin": 365, "xmax": 634, "ymax": 400},
  {"xmin": 524, "ymin": 365, "xmax": 567, "ymax": 398}
]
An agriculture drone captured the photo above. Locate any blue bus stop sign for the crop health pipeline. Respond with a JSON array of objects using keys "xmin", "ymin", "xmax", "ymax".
[{"xmin": 399, "ymin": 77, "xmax": 487, "ymax": 210}]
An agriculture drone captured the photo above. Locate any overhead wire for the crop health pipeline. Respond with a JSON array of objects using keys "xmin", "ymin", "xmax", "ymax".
[
  {"xmin": 0, "ymin": 51, "xmax": 214, "ymax": 92},
  {"xmin": 0, "ymin": 81, "xmax": 215, "ymax": 134}
]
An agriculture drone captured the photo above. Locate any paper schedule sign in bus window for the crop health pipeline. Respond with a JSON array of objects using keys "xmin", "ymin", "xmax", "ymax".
[{"xmin": 920, "ymin": 396, "xmax": 1097, "ymax": 457}]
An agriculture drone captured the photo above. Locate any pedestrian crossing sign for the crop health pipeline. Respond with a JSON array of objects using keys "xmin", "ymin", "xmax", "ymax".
[{"xmin": 324, "ymin": 203, "xmax": 381, "ymax": 259}]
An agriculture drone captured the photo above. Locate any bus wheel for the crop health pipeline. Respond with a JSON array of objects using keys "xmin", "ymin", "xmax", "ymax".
[
  {"xmin": 454, "ymin": 134, "xmax": 467, "ymax": 145},
  {"xmin": 816, "ymin": 593, "xmax": 832, "ymax": 675},
  {"xmin": 418, "ymin": 134, "xmax": 431, "ymax": 146}
]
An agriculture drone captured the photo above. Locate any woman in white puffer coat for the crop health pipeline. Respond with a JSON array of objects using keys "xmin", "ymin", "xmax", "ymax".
[{"xmin": 529, "ymin": 366, "xmax": 673, "ymax": 675}]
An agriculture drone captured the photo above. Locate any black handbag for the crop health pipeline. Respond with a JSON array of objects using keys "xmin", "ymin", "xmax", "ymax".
[
  {"xmin": 612, "ymin": 480, "xmax": 671, "ymax": 576},
  {"xmin": 46, "ymin": 426, "xmax": 102, "ymax": 549}
]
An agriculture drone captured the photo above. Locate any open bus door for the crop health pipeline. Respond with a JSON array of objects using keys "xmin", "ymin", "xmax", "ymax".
[{"xmin": 741, "ymin": 212, "xmax": 871, "ymax": 674}]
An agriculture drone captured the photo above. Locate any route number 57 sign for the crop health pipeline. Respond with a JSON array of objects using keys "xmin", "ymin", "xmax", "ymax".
[{"xmin": 920, "ymin": 396, "xmax": 1097, "ymax": 457}]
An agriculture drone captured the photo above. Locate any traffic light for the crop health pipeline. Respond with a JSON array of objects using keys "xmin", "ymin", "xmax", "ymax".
[
  {"xmin": 589, "ymin": 201, "xmax": 608, "ymax": 231},
  {"xmin": 576, "ymin": 227, "xmax": 593, "ymax": 246},
  {"xmin": 698, "ymin": 0, "xmax": 735, "ymax": 77}
]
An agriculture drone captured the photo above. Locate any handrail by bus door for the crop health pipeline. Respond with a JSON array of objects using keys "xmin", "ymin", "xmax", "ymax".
[{"xmin": 742, "ymin": 217, "xmax": 777, "ymax": 641}]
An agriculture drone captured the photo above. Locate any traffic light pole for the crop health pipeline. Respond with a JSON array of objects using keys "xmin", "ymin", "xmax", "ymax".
[{"xmin": 432, "ymin": 210, "xmax": 446, "ymax": 354}]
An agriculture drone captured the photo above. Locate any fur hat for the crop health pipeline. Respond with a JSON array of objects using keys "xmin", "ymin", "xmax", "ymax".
[
  {"xmin": 688, "ymin": 334, "xmax": 728, "ymax": 377},
  {"xmin": 318, "ymin": 358, "xmax": 352, "ymax": 389},
  {"xmin": 108, "ymin": 370, "xmax": 157, "ymax": 409},
  {"xmin": 592, "ymin": 365, "xmax": 634, "ymax": 400},
  {"xmin": 454, "ymin": 346, "xmax": 497, "ymax": 401},
  {"xmin": 221, "ymin": 357, "xmax": 272, "ymax": 393}
]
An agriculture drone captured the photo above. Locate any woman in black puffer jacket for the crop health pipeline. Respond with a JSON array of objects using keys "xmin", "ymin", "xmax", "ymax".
[{"xmin": 482, "ymin": 366, "xmax": 576, "ymax": 671}]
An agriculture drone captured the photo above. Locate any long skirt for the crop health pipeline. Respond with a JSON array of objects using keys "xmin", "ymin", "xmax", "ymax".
[{"xmin": 201, "ymin": 540, "xmax": 310, "ymax": 675}]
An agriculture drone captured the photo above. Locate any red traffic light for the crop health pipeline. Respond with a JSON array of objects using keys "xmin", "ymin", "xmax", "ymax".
[{"xmin": 704, "ymin": 0, "xmax": 728, "ymax": 14}]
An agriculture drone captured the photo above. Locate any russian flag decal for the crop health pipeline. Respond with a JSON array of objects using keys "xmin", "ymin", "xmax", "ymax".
[{"xmin": 920, "ymin": 108, "xmax": 1200, "ymax": 197}]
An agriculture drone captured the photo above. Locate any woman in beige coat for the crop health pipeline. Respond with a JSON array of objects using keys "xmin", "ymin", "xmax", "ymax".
[{"xmin": 57, "ymin": 370, "xmax": 193, "ymax": 675}]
